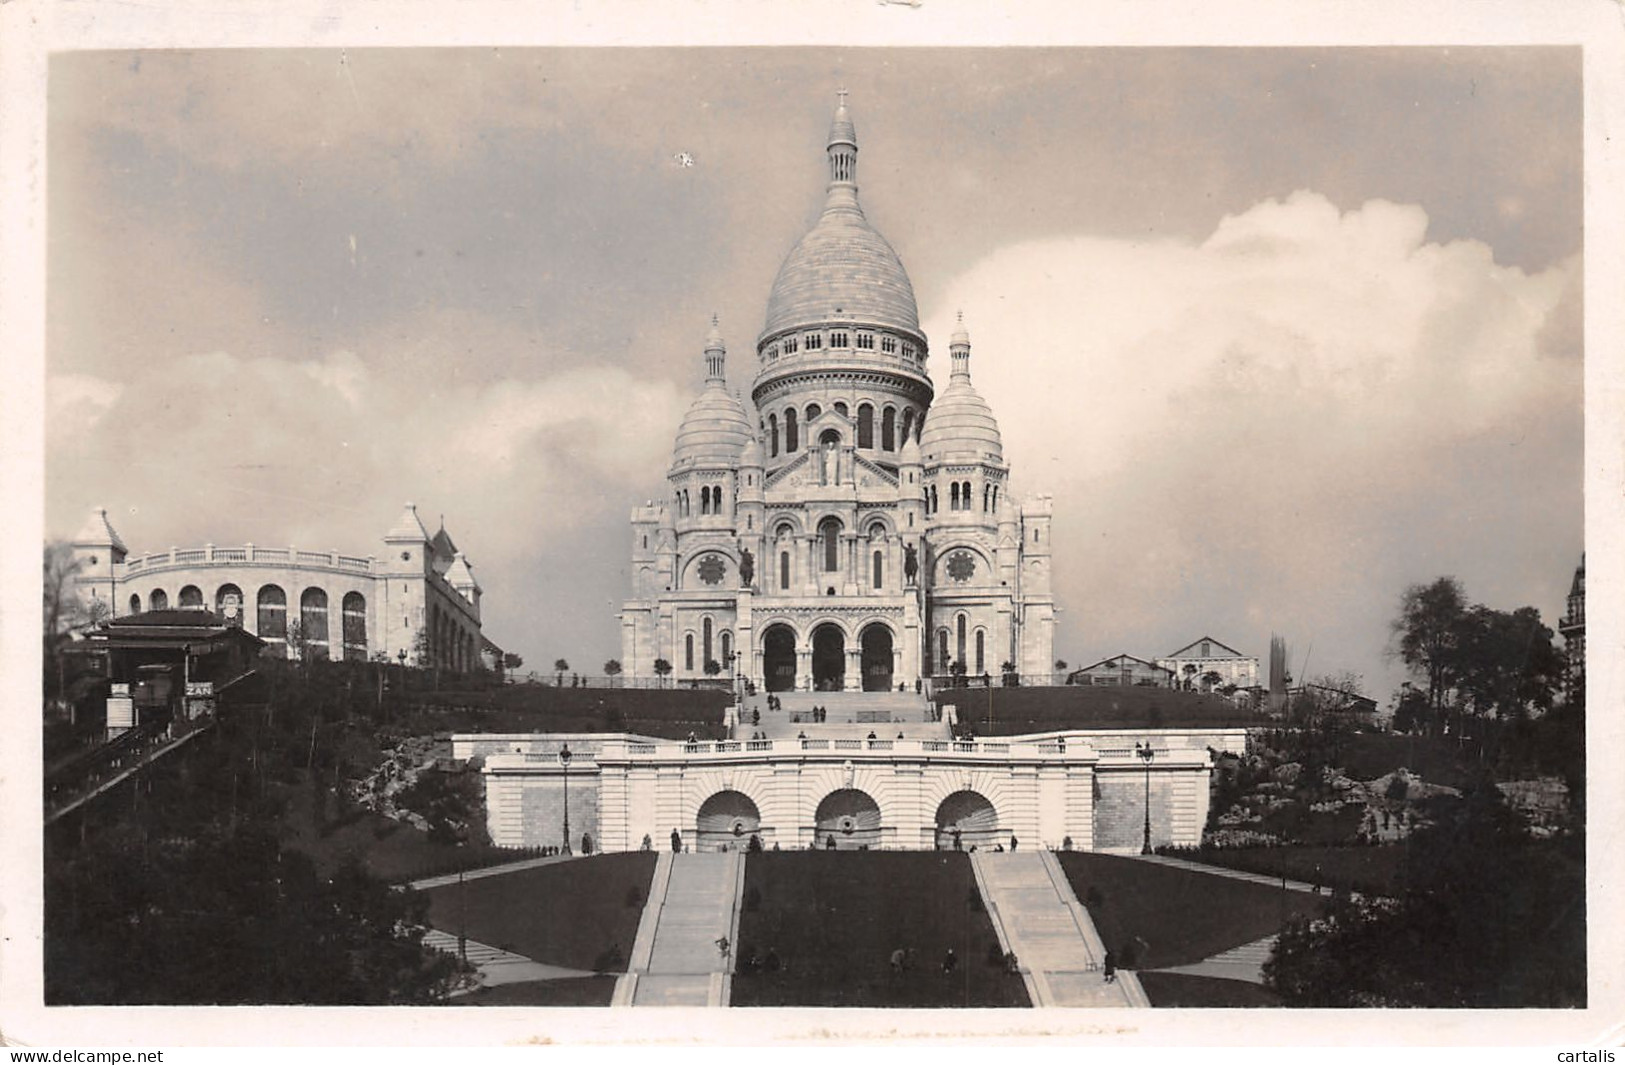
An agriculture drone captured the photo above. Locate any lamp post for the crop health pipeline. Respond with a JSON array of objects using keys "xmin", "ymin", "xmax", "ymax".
[
  {"xmin": 559, "ymin": 744, "xmax": 573, "ymax": 856},
  {"xmin": 1135, "ymin": 740, "xmax": 1156, "ymax": 855}
]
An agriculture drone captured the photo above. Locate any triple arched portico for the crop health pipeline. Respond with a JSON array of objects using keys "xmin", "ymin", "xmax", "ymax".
[
  {"xmin": 685, "ymin": 783, "xmax": 1004, "ymax": 853},
  {"xmin": 758, "ymin": 618, "xmax": 900, "ymax": 693}
]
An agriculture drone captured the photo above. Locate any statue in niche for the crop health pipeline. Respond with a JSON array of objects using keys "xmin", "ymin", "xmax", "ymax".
[
  {"xmin": 904, "ymin": 543, "xmax": 919, "ymax": 584},
  {"xmin": 738, "ymin": 547, "xmax": 755, "ymax": 588}
]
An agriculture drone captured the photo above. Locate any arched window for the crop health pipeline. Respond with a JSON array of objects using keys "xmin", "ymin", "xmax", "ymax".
[
  {"xmin": 785, "ymin": 408, "xmax": 798, "ymax": 452},
  {"xmin": 257, "ymin": 585, "xmax": 287, "ymax": 640},
  {"xmin": 342, "ymin": 592, "xmax": 367, "ymax": 660},
  {"xmin": 834, "ymin": 401, "xmax": 848, "ymax": 418},
  {"xmin": 215, "ymin": 584, "xmax": 243, "ymax": 625},
  {"xmin": 780, "ymin": 550, "xmax": 790, "ymax": 590},
  {"xmin": 975, "ymin": 630, "xmax": 986, "ymax": 674},
  {"xmin": 806, "ymin": 403, "xmax": 821, "ymax": 424},
  {"xmin": 721, "ymin": 630, "xmax": 732, "ymax": 667},
  {"xmin": 150, "ymin": 589, "xmax": 169, "ymax": 611},
  {"xmin": 961, "ymin": 482, "xmax": 972, "ymax": 509},
  {"xmin": 957, "ymin": 614, "xmax": 967, "ymax": 667},
  {"xmin": 882, "ymin": 407, "xmax": 896, "ymax": 451},
  {"xmin": 821, "ymin": 517, "xmax": 841, "ymax": 572},
  {"xmin": 179, "ymin": 585, "xmax": 203, "ymax": 610},
  {"xmin": 129, "ymin": 593, "xmax": 141, "ymax": 614},
  {"xmin": 301, "ymin": 587, "xmax": 330, "ymax": 656},
  {"xmin": 857, "ymin": 404, "xmax": 874, "ymax": 448},
  {"xmin": 873, "ymin": 550, "xmax": 883, "ymax": 589},
  {"xmin": 901, "ymin": 408, "xmax": 915, "ymax": 445},
  {"xmin": 938, "ymin": 629, "xmax": 950, "ymax": 673},
  {"xmin": 769, "ymin": 414, "xmax": 779, "ymax": 457},
  {"xmin": 703, "ymin": 486, "xmax": 712, "ymax": 515},
  {"xmin": 685, "ymin": 633, "xmax": 695, "ymax": 671},
  {"xmin": 950, "ymin": 482, "xmax": 960, "ymax": 510},
  {"xmin": 991, "ymin": 486, "xmax": 998, "ymax": 511},
  {"xmin": 703, "ymin": 616, "xmax": 714, "ymax": 669},
  {"xmin": 929, "ymin": 485, "xmax": 938, "ymax": 514}
]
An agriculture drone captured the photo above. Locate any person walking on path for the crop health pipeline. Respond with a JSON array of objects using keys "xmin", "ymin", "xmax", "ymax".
[
  {"xmin": 670, "ymin": 827, "xmax": 682, "ymax": 853},
  {"xmin": 890, "ymin": 947, "xmax": 907, "ymax": 975},
  {"xmin": 1010, "ymin": 834, "xmax": 1019, "ymax": 851},
  {"xmin": 1102, "ymin": 950, "xmax": 1117, "ymax": 983},
  {"xmin": 952, "ymin": 827, "xmax": 963, "ymax": 851}
]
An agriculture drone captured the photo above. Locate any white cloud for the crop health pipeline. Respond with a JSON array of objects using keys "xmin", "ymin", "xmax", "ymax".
[{"xmin": 926, "ymin": 191, "xmax": 1580, "ymax": 688}]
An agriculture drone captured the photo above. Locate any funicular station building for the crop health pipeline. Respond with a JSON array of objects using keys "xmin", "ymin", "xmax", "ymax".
[{"xmin": 467, "ymin": 96, "xmax": 1241, "ymax": 855}]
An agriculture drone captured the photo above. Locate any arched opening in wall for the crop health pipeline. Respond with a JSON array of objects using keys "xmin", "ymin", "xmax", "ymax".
[
  {"xmin": 872, "ymin": 549, "xmax": 883, "ymax": 589},
  {"xmin": 857, "ymin": 403, "xmax": 873, "ymax": 448},
  {"xmin": 785, "ymin": 408, "xmax": 798, "ymax": 452},
  {"xmin": 806, "ymin": 403, "xmax": 821, "ymax": 424},
  {"xmin": 769, "ymin": 414, "xmax": 780, "ymax": 457},
  {"xmin": 811, "ymin": 622, "xmax": 845, "ymax": 692},
  {"xmin": 935, "ymin": 790, "xmax": 999, "ymax": 850},
  {"xmin": 342, "ymin": 592, "xmax": 367, "ymax": 660},
  {"xmin": 937, "ymin": 628, "xmax": 950, "ymax": 675},
  {"xmin": 834, "ymin": 401, "xmax": 848, "ymax": 418},
  {"xmin": 179, "ymin": 585, "xmax": 203, "ymax": 610},
  {"xmin": 762, "ymin": 624, "xmax": 797, "ymax": 692},
  {"xmin": 215, "ymin": 584, "xmax": 243, "ymax": 626},
  {"xmin": 301, "ymin": 588, "xmax": 330, "ymax": 659},
  {"xmin": 957, "ymin": 614, "xmax": 967, "ymax": 669},
  {"xmin": 703, "ymin": 616, "xmax": 714, "ymax": 671},
  {"xmin": 779, "ymin": 550, "xmax": 791, "ymax": 591},
  {"xmin": 721, "ymin": 630, "xmax": 732, "ymax": 671},
  {"xmin": 975, "ymin": 629, "xmax": 986, "ymax": 675},
  {"xmin": 819, "ymin": 428, "xmax": 840, "ymax": 447},
  {"xmin": 149, "ymin": 589, "xmax": 169, "ymax": 612},
  {"xmin": 860, "ymin": 623, "xmax": 894, "ymax": 692},
  {"xmin": 882, "ymin": 407, "xmax": 896, "ymax": 451},
  {"xmin": 820, "ymin": 517, "xmax": 842, "ymax": 573},
  {"xmin": 901, "ymin": 408, "xmax": 915, "ymax": 446},
  {"xmin": 257, "ymin": 585, "xmax": 287, "ymax": 644},
  {"xmin": 815, "ymin": 789, "xmax": 882, "ymax": 850},
  {"xmin": 685, "ymin": 632, "xmax": 695, "ymax": 672},
  {"xmin": 129, "ymin": 593, "xmax": 142, "ymax": 615},
  {"xmin": 696, "ymin": 790, "xmax": 764, "ymax": 852}
]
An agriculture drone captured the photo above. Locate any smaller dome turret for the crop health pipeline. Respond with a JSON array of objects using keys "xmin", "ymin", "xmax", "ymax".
[
  {"xmin": 672, "ymin": 315, "xmax": 753, "ymax": 470},
  {"xmin": 919, "ymin": 313, "xmax": 1003, "ymax": 464}
]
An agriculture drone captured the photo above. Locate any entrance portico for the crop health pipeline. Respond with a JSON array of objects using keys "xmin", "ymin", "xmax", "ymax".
[{"xmin": 750, "ymin": 608, "xmax": 918, "ymax": 693}]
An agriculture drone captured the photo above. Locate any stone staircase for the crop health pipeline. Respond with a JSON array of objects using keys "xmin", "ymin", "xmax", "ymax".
[
  {"xmin": 421, "ymin": 929, "xmax": 594, "ymax": 991},
  {"xmin": 970, "ymin": 850, "xmax": 1148, "ymax": 1008},
  {"xmin": 615, "ymin": 851, "xmax": 745, "ymax": 1006},
  {"xmin": 739, "ymin": 691, "xmax": 947, "ymax": 741}
]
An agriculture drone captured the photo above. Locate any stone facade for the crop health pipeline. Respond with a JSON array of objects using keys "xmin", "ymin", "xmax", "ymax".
[
  {"xmin": 1067, "ymin": 654, "xmax": 1174, "ymax": 688},
  {"xmin": 620, "ymin": 95, "xmax": 1054, "ymax": 692},
  {"xmin": 457, "ymin": 727, "xmax": 1242, "ymax": 855},
  {"xmin": 1157, "ymin": 637, "xmax": 1260, "ymax": 691},
  {"xmin": 70, "ymin": 503, "xmax": 494, "ymax": 668}
]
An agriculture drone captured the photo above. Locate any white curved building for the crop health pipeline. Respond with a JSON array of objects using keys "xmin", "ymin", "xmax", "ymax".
[
  {"xmin": 70, "ymin": 503, "xmax": 495, "ymax": 669},
  {"xmin": 621, "ymin": 94, "xmax": 1055, "ymax": 691}
]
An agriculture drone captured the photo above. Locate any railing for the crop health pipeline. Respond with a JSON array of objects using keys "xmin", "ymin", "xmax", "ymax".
[
  {"xmin": 745, "ymin": 740, "xmax": 773, "ymax": 752},
  {"xmin": 715, "ymin": 741, "xmax": 741, "ymax": 753},
  {"xmin": 628, "ymin": 743, "xmax": 657, "ymax": 754},
  {"xmin": 117, "ymin": 544, "xmax": 380, "ymax": 575},
  {"xmin": 922, "ymin": 740, "xmax": 948, "ymax": 751},
  {"xmin": 800, "ymin": 739, "xmax": 830, "ymax": 750},
  {"xmin": 834, "ymin": 739, "xmax": 863, "ymax": 750},
  {"xmin": 867, "ymin": 739, "xmax": 893, "ymax": 750}
]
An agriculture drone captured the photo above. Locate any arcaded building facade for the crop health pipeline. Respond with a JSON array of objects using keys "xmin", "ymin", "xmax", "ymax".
[
  {"xmin": 620, "ymin": 96, "xmax": 1055, "ymax": 692},
  {"xmin": 71, "ymin": 503, "xmax": 494, "ymax": 669}
]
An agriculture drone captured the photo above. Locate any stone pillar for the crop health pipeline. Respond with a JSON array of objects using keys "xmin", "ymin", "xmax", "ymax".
[
  {"xmin": 845, "ymin": 646, "xmax": 861, "ymax": 691},
  {"xmin": 805, "ymin": 535, "xmax": 819, "ymax": 595},
  {"xmin": 797, "ymin": 647, "xmax": 812, "ymax": 691},
  {"xmin": 843, "ymin": 534, "xmax": 859, "ymax": 596},
  {"xmin": 736, "ymin": 588, "xmax": 756, "ymax": 690}
]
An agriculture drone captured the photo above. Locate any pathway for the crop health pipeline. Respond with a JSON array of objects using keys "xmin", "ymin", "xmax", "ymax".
[
  {"xmin": 616, "ymin": 851, "xmax": 744, "ymax": 1006},
  {"xmin": 1127, "ymin": 853, "xmax": 1327, "ymax": 895},
  {"xmin": 1149, "ymin": 936, "xmax": 1276, "ymax": 985},
  {"xmin": 970, "ymin": 850, "xmax": 1148, "ymax": 1008},
  {"xmin": 421, "ymin": 929, "xmax": 596, "ymax": 994}
]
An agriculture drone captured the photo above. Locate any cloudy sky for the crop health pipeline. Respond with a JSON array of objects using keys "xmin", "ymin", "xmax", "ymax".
[{"xmin": 46, "ymin": 46, "xmax": 1582, "ymax": 695}]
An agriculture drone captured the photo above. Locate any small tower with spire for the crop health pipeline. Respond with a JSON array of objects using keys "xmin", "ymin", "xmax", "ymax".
[
  {"xmin": 950, "ymin": 310, "xmax": 972, "ymax": 378},
  {"xmin": 704, "ymin": 312, "xmax": 727, "ymax": 383}
]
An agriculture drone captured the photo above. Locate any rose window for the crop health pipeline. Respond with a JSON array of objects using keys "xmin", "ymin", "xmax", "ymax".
[
  {"xmin": 947, "ymin": 551, "xmax": 976, "ymax": 583},
  {"xmin": 697, "ymin": 554, "xmax": 727, "ymax": 586}
]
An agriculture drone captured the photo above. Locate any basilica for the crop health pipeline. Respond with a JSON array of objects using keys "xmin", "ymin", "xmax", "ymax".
[{"xmin": 620, "ymin": 95, "xmax": 1055, "ymax": 693}]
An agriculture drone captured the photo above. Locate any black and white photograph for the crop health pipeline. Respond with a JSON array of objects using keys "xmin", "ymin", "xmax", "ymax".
[{"xmin": 3, "ymin": 0, "xmax": 1621, "ymax": 1050}]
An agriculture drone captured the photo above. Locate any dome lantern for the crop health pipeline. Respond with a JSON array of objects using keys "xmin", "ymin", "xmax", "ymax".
[{"xmin": 672, "ymin": 315, "xmax": 753, "ymax": 470}]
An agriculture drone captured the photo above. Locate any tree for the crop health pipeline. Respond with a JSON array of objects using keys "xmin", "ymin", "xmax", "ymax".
[
  {"xmin": 653, "ymin": 658, "xmax": 673, "ymax": 688},
  {"xmin": 1201, "ymin": 669, "xmax": 1222, "ymax": 692},
  {"xmin": 502, "ymin": 652, "xmax": 524, "ymax": 671},
  {"xmin": 1181, "ymin": 663, "xmax": 1198, "ymax": 691},
  {"xmin": 1390, "ymin": 577, "xmax": 1468, "ymax": 736},
  {"xmin": 704, "ymin": 659, "xmax": 722, "ymax": 677},
  {"xmin": 554, "ymin": 659, "xmax": 569, "ymax": 687},
  {"xmin": 1054, "ymin": 659, "xmax": 1068, "ymax": 673},
  {"xmin": 43, "ymin": 542, "xmax": 108, "ymax": 701},
  {"xmin": 1000, "ymin": 659, "xmax": 1019, "ymax": 687},
  {"xmin": 603, "ymin": 659, "xmax": 623, "ymax": 687}
]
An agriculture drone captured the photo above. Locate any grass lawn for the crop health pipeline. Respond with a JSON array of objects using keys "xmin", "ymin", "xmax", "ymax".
[
  {"xmin": 1171, "ymin": 845, "xmax": 1408, "ymax": 897},
  {"xmin": 421, "ymin": 853, "xmax": 656, "ymax": 973},
  {"xmin": 1057, "ymin": 852, "xmax": 1325, "ymax": 970},
  {"xmin": 731, "ymin": 852, "xmax": 1030, "ymax": 1008},
  {"xmin": 1136, "ymin": 971, "xmax": 1282, "ymax": 1008},
  {"xmin": 451, "ymin": 976, "xmax": 618, "ymax": 1006}
]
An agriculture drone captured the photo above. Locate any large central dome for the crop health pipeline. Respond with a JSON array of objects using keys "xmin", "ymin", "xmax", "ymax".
[{"xmin": 759, "ymin": 95, "xmax": 921, "ymax": 342}]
